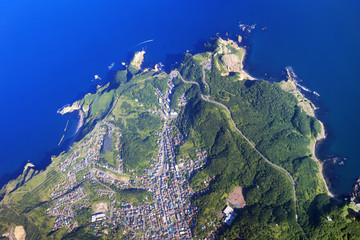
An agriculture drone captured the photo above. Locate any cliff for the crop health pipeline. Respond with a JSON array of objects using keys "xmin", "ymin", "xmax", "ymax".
[
  {"xmin": 129, "ymin": 50, "xmax": 145, "ymax": 70},
  {"xmin": 58, "ymin": 101, "xmax": 81, "ymax": 115},
  {"xmin": 214, "ymin": 37, "xmax": 254, "ymax": 80}
]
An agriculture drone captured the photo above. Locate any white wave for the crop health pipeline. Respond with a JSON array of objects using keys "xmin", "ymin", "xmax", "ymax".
[
  {"xmin": 134, "ymin": 39, "xmax": 154, "ymax": 46},
  {"xmin": 295, "ymin": 83, "xmax": 311, "ymax": 92},
  {"xmin": 313, "ymin": 91, "xmax": 320, "ymax": 97},
  {"xmin": 286, "ymin": 66, "xmax": 320, "ymax": 97}
]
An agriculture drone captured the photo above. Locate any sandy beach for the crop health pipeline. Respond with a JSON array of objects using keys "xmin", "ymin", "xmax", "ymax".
[{"xmin": 75, "ymin": 110, "xmax": 85, "ymax": 134}]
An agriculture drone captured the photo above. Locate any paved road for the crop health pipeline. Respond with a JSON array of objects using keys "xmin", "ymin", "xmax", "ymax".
[
  {"xmin": 172, "ymin": 68, "xmax": 299, "ymax": 221},
  {"xmin": 91, "ymin": 169, "xmax": 115, "ymax": 194},
  {"xmin": 201, "ymin": 59, "xmax": 211, "ymax": 95}
]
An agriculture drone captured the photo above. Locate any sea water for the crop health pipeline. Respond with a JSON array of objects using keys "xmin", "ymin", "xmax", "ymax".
[{"xmin": 0, "ymin": 0, "xmax": 359, "ymax": 195}]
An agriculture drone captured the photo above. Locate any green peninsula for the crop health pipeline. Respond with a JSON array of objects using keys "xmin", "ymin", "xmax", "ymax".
[{"xmin": 0, "ymin": 37, "xmax": 359, "ymax": 240}]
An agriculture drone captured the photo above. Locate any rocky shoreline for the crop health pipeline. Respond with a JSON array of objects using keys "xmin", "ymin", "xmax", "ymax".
[
  {"xmin": 58, "ymin": 100, "xmax": 85, "ymax": 134},
  {"xmin": 281, "ymin": 68, "xmax": 333, "ymax": 197},
  {"xmin": 313, "ymin": 121, "xmax": 334, "ymax": 197},
  {"xmin": 350, "ymin": 178, "xmax": 360, "ymax": 201}
]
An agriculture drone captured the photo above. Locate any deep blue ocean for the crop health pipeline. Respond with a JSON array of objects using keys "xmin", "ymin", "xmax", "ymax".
[{"xmin": 0, "ymin": 0, "xmax": 359, "ymax": 196}]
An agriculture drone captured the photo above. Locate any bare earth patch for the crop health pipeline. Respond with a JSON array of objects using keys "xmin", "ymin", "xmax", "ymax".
[
  {"xmin": 221, "ymin": 54, "xmax": 243, "ymax": 73},
  {"xmin": 130, "ymin": 50, "xmax": 145, "ymax": 70},
  {"xmin": 14, "ymin": 226, "xmax": 26, "ymax": 240},
  {"xmin": 215, "ymin": 37, "xmax": 255, "ymax": 80},
  {"xmin": 226, "ymin": 186, "xmax": 246, "ymax": 208},
  {"xmin": 94, "ymin": 202, "xmax": 108, "ymax": 214}
]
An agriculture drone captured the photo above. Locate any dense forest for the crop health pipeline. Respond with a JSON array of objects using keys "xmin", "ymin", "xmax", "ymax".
[{"xmin": 174, "ymin": 39, "xmax": 360, "ymax": 239}]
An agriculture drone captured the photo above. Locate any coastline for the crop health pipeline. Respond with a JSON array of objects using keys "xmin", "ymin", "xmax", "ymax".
[
  {"xmin": 312, "ymin": 120, "xmax": 334, "ymax": 197},
  {"xmin": 75, "ymin": 110, "xmax": 85, "ymax": 134},
  {"xmin": 58, "ymin": 100, "xmax": 85, "ymax": 135},
  {"xmin": 280, "ymin": 67, "xmax": 334, "ymax": 197},
  {"xmin": 228, "ymin": 39, "xmax": 333, "ymax": 198}
]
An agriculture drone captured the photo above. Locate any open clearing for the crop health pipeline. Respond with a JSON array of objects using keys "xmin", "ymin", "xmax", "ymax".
[
  {"xmin": 14, "ymin": 225, "xmax": 26, "ymax": 240},
  {"xmin": 94, "ymin": 202, "xmax": 108, "ymax": 214},
  {"xmin": 226, "ymin": 186, "xmax": 246, "ymax": 208}
]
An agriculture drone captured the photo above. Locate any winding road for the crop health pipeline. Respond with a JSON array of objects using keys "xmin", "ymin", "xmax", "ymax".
[{"xmin": 172, "ymin": 67, "xmax": 299, "ymax": 221}]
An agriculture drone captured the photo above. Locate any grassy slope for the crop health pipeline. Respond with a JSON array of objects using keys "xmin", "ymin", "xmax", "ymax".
[
  {"xmin": 107, "ymin": 71, "xmax": 164, "ymax": 173},
  {"xmin": 0, "ymin": 68, "xmax": 165, "ymax": 239}
]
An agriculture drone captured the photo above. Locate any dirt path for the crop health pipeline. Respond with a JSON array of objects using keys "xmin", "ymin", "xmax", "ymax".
[{"xmin": 9, "ymin": 226, "xmax": 14, "ymax": 240}]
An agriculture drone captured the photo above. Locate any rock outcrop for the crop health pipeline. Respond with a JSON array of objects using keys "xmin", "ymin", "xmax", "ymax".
[
  {"xmin": 58, "ymin": 102, "xmax": 81, "ymax": 115},
  {"xmin": 130, "ymin": 50, "xmax": 146, "ymax": 70},
  {"xmin": 351, "ymin": 178, "xmax": 360, "ymax": 202},
  {"xmin": 280, "ymin": 67, "xmax": 318, "ymax": 117},
  {"xmin": 214, "ymin": 37, "xmax": 254, "ymax": 80}
]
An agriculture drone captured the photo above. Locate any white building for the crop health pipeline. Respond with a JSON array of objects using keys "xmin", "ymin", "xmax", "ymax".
[
  {"xmin": 223, "ymin": 205, "xmax": 237, "ymax": 226},
  {"xmin": 170, "ymin": 110, "xmax": 178, "ymax": 119},
  {"xmin": 91, "ymin": 213, "xmax": 106, "ymax": 222}
]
